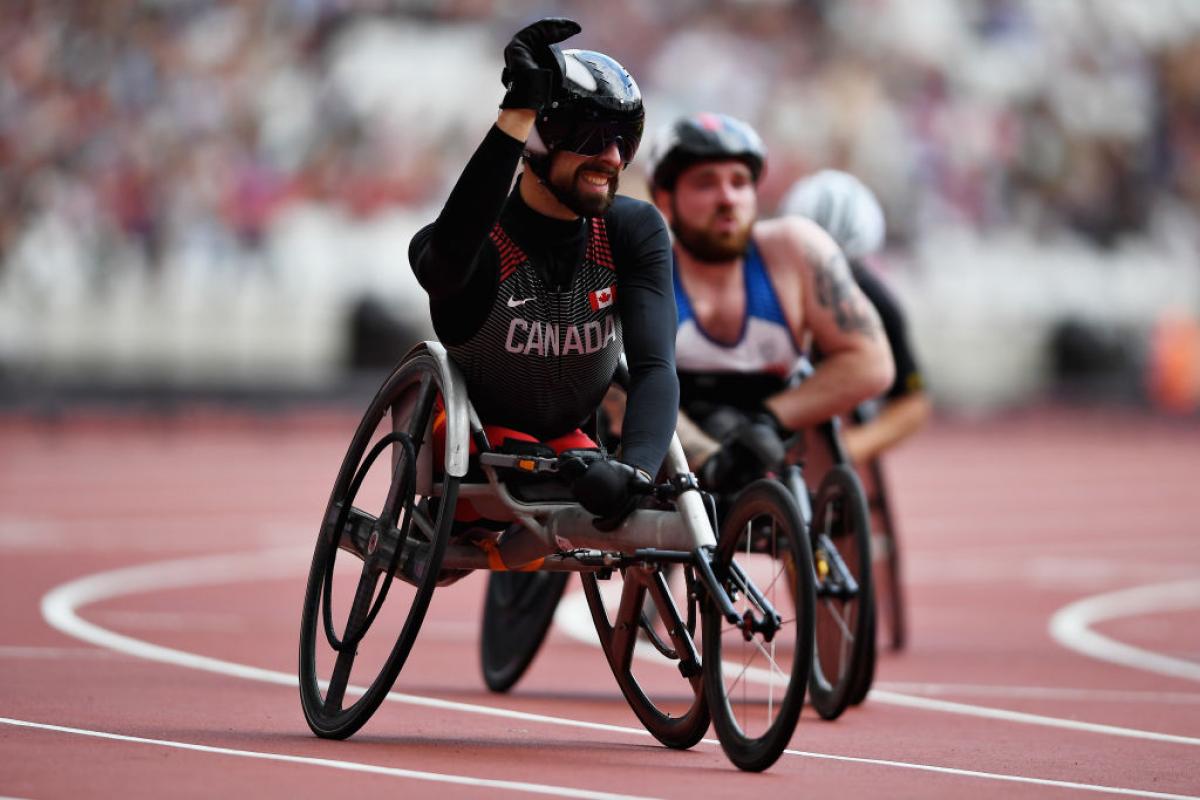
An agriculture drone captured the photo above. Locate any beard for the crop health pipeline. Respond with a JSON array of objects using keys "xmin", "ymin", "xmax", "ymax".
[
  {"xmin": 548, "ymin": 161, "xmax": 620, "ymax": 217},
  {"xmin": 670, "ymin": 205, "xmax": 753, "ymax": 263}
]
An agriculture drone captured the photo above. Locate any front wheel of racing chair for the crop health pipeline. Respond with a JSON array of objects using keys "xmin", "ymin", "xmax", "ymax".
[
  {"xmin": 299, "ymin": 343, "xmax": 465, "ymax": 739},
  {"xmin": 802, "ymin": 463, "xmax": 874, "ymax": 720},
  {"xmin": 581, "ymin": 555, "xmax": 712, "ymax": 750},
  {"xmin": 703, "ymin": 478, "xmax": 816, "ymax": 772}
]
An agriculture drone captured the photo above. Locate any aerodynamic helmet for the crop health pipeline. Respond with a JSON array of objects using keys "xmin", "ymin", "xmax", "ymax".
[
  {"xmin": 525, "ymin": 48, "xmax": 645, "ymax": 168},
  {"xmin": 779, "ymin": 169, "xmax": 885, "ymax": 260},
  {"xmin": 646, "ymin": 112, "xmax": 767, "ymax": 191}
]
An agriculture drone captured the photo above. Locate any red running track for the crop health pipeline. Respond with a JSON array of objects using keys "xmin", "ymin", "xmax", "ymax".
[{"xmin": 1, "ymin": 408, "xmax": 1199, "ymax": 798}]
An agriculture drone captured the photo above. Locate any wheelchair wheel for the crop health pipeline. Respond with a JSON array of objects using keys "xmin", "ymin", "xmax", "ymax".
[
  {"xmin": 807, "ymin": 464, "xmax": 873, "ymax": 721},
  {"xmin": 299, "ymin": 353, "xmax": 459, "ymax": 739},
  {"xmin": 480, "ymin": 570, "xmax": 570, "ymax": 693},
  {"xmin": 581, "ymin": 564, "xmax": 710, "ymax": 750},
  {"xmin": 848, "ymin": 598, "xmax": 877, "ymax": 706},
  {"xmin": 865, "ymin": 458, "xmax": 907, "ymax": 651},
  {"xmin": 703, "ymin": 479, "xmax": 815, "ymax": 773}
]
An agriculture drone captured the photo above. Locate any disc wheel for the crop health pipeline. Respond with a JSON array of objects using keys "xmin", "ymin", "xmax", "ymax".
[
  {"xmin": 703, "ymin": 479, "xmax": 815, "ymax": 773},
  {"xmin": 299, "ymin": 353, "xmax": 459, "ymax": 739},
  {"xmin": 807, "ymin": 464, "xmax": 873, "ymax": 721},
  {"xmin": 480, "ymin": 570, "xmax": 570, "ymax": 692},
  {"xmin": 582, "ymin": 563, "xmax": 710, "ymax": 750}
]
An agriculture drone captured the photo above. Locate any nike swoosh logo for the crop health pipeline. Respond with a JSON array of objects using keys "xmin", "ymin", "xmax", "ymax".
[{"xmin": 506, "ymin": 296, "xmax": 536, "ymax": 308}]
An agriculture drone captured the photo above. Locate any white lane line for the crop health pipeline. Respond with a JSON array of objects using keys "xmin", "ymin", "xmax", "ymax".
[
  {"xmin": 0, "ymin": 716, "xmax": 659, "ymax": 800},
  {"xmin": 875, "ymin": 682, "xmax": 1200, "ymax": 705},
  {"xmin": 92, "ymin": 611, "xmax": 247, "ymax": 632},
  {"xmin": 39, "ymin": 549, "xmax": 1200, "ymax": 800},
  {"xmin": 780, "ymin": 746, "xmax": 1200, "ymax": 800},
  {"xmin": 867, "ymin": 691, "xmax": 1200, "ymax": 746},
  {"xmin": 554, "ymin": 586, "xmax": 1200, "ymax": 747},
  {"xmin": 0, "ymin": 645, "xmax": 128, "ymax": 660},
  {"xmin": 1049, "ymin": 579, "xmax": 1200, "ymax": 683}
]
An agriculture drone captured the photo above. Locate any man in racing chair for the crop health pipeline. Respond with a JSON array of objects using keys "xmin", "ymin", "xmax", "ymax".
[
  {"xmin": 408, "ymin": 18, "xmax": 679, "ymax": 530},
  {"xmin": 642, "ymin": 112, "xmax": 893, "ymax": 491}
]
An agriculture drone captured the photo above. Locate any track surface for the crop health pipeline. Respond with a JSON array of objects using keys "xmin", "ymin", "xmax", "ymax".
[{"xmin": 2, "ymin": 409, "xmax": 1199, "ymax": 798}]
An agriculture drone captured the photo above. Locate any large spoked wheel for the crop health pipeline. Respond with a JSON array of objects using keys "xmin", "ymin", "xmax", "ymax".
[
  {"xmin": 865, "ymin": 457, "xmax": 907, "ymax": 651},
  {"xmin": 703, "ymin": 479, "xmax": 816, "ymax": 773},
  {"xmin": 299, "ymin": 354, "xmax": 459, "ymax": 739},
  {"xmin": 807, "ymin": 464, "xmax": 873, "ymax": 721},
  {"xmin": 480, "ymin": 570, "xmax": 570, "ymax": 692},
  {"xmin": 581, "ymin": 563, "xmax": 710, "ymax": 750}
]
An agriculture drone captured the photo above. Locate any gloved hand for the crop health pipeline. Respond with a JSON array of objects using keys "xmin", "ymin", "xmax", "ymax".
[
  {"xmin": 571, "ymin": 459, "xmax": 652, "ymax": 531},
  {"xmin": 499, "ymin": 17, "xmax": 581, "ymax": 110},
  {"xmin": 698, "ymin": 419, "xmax": 787, "ymax": 494}
]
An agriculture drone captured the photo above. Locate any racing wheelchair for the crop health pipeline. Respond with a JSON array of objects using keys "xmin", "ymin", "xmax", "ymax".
[
  {"xmin": 481, "ymin": 383, "xmax": 879, "ymax": 721},
  {"xmin": 851, "ymin": 402, "xmax": 908, "ymax": 653},
  {"xmin": 298, "ymin": 342, "xmax": 816, "ymax": 772}
]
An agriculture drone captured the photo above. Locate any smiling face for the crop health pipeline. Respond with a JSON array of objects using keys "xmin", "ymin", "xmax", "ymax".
[
  {"xmin": 545, "ymin": 142, "xmax": 624, "ymax": 217},
  {"xmin": 656, "ymin": 159, "xmax": 757, "ymax": 263}
]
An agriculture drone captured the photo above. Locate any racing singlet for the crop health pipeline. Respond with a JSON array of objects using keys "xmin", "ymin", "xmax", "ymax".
[
  {"xmin": 674, "ymin": 242, "xmax": 803, "ymax": 415},
  {"xmin": 446, "ymin": 218, "xmax": 623, "ymax": 439}
]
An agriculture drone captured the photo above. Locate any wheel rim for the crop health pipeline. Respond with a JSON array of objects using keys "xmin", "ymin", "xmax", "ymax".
[
  {"xmin": 299, "ymin": 358, "xmax": 454, "ymax": 738},
  {"xmin": 582, "ymin": 566, "xmax": 710, "ymax": 749},
  {"xmin": 808, "ymin": 465, "xmax": 872, "ymax": 719},
  {"xmin": 708, "ymin": 482, "xmax": 811, "ymax": 749}
]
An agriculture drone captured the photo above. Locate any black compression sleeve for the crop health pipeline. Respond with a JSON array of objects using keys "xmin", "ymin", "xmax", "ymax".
[
  {"xmin": 851, "ymin": 261, "xmax": 923, "ymax": 399},
  {"xmin": 408, "ymin": 124, "xmax": 525, "ymax": 299},
  {"xmin": 610, "ymin": 199, "xmax": 679, "ymax": 476}
]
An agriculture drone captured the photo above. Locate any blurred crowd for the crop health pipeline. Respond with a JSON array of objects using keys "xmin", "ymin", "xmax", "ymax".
[{"xmin": 3, "ymin": 0, "xmax": 1200, "ymax": 399}]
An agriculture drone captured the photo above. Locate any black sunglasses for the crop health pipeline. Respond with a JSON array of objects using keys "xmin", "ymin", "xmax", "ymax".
[{"xmin": 542, "ymin": 113, "xmax": 645, "ymax": 163}]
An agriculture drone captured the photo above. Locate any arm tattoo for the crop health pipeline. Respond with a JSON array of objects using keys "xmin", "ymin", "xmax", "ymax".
[{"xmin": 812, "ymin": 248, "xmax": 880, "ymax": 337}]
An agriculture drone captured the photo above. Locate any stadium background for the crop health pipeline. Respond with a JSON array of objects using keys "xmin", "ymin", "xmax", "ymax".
[{"xmin": 2, "ymin": 0, "xmax": 1200, "ymax": 416}]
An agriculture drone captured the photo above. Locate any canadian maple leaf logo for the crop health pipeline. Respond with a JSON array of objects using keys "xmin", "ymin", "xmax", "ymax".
[{"xmin": 589, "ymin": 285, "xmax": 616, "ymax": 312}]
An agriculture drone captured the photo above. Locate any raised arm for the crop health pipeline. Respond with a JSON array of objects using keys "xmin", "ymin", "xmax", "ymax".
[{"xmin": 408, "ymin": 18, "xmax": 579, "ymax": 298}]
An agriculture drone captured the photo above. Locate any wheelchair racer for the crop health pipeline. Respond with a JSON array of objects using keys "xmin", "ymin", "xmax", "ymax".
[
  {"xmin": 643, "ymin": 112, "xmax": 893, "ymax": 489},
  {"xmin": 409, "ymin": 19, "xmax": 678, "ymax": 527},
  {"xmin": 779, "ymin": 170, "xmax": 931, "ymax": 465}
]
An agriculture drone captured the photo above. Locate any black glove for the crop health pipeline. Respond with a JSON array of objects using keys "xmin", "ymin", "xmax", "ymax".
[
  {"xmin": 571, "ymin": 459, "xmax": 651, "ymax": 531},
  {"xmin": 499, "ymin": 17, "xmax": 581, "ymax": 111},
  {"xmin": 698, "ymin": 419, "xmax": 787, "ymax": 494}
]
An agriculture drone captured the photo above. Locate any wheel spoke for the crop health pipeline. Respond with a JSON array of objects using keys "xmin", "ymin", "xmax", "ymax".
[
  {"xmin": 409, "ymin": 505, "xmax": 436, "ymax": 541},
  {"xmin": 748, "ymin": 636, "xmax": 790, "ymax": 685},
  {"xmin": 722, "ymin": 635, "xmax": 757, "ymax": 695},
  {"xmin": 610, "ymin": 572, "xmax": 647, "ymax": 673},
  {"xmin": 324, "ymin": 644, "xmax": 356, "ymax": 712},
  {"xmin": 821, "ymin": 597, "xmax": 855, "ymax": 640},
  {"xmin": 759, "ymin": 561, "xmax": 786, "ymax": 598},
  {"xmin": 404, "ymin": 373, "xmax": 436, "ymax": 441}
]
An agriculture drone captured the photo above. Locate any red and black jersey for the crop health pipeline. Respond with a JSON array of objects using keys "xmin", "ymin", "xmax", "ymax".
[
  {"xmin": 409, "ymin": 125, "xmax": 678, "ymax": 476},
  {"xmin": 446, "ymin": 219, "xmax": 624, "ymax": 439}
]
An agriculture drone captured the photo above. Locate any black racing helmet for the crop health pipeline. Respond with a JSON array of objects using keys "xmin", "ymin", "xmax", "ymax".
[
  {"xmin": 647, "ymin": 112, "xmax": 767, "ymax": 191},
  {"xmin": 525, "ymin": 48, "xmax": 645, "ymax": 168}
]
